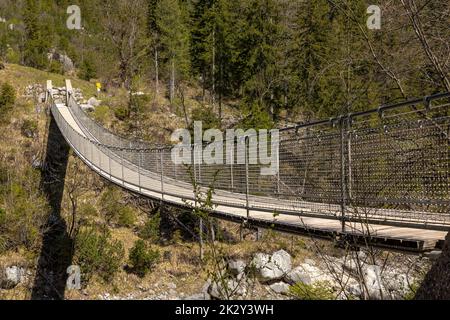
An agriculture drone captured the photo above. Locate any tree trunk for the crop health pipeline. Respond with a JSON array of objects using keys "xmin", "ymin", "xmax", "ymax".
[
  {"xmin": 170, "ymin": 58, "xmax": 175, "ymax": 103},
  {"xmin": 211, "ymin": 29, "xmax": 216, "ymax": 109},
  {"xmin": 154, "ymin": 47, "xmax": 159, "ymax": 96}
]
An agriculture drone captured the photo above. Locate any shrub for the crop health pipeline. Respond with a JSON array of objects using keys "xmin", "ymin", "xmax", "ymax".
[
  {"xmin": 0, "ymin": 82, "xmax": 16, "ymax": 110},
  {"xmin": 0, "ymin": 207, "xmax": 6, "ymax": 226},
  {"xmin": 48, "ymin": 60, "xmax": 63, "ymax": 74},
  {"xmin": 92, "ymin": 105, "xmax": 110, "ymax": 124},
  {"xmin": 21, "ymin": 119, "xmax": 38, "ymax": 138},
  {"xmin": 289, "ymin": 281, "xmax": 335, "ymax": 300},
  {"xmin": 6, "ymin": 48, "xmax": 20, "ymax": 64},
  {"xmin": 190, "ymin": 106, "xmax": 221, "ymax": 131},
  {"xmin": 114, "ymin": 105, "xmax": 129, "ymax": 121},
  {"xmin": 99, "ymin": 187, "xmax": 122, "ymax": 223},
  {"xmin": 117, "ymin": 206, "xmax": 136, "ymax": 228},
  {"xmin": 74, "ymin": 226, "xmax": 125, "ymax": 284},
  {"xmin": 130, "ymin": 93, "xmax": 151, "ymax": 115},
  {"xmin": 78, "ymin": 59, "xmax": 97, "ymax": 81},
  {"xmin": 240, "ymin": 101, "xmax": 273, "ymax": 130},
  {"xmin": 128, "ymin": 239, "xmax": 160, "ymax": 277},
  {"xmin": 139, "ymin": 211, "xmax": 161, "ymax": 242},
  {"xmin": 0, "ymin": 166, "xmax": 49, "ymax": 252},
  {"xmin": 78, "ymin": 203, "xmax": 98, "ymax": 217}
]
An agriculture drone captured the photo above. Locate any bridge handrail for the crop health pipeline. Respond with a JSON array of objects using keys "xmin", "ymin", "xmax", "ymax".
[{"xmin": 65, "ymin": 87, "xmax": 449, "ymax": 151}]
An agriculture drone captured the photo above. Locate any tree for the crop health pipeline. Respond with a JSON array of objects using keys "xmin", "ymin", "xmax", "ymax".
[
  {"xmin": 102, "ymin": 0, "xmax": 148, "ymax": 89},
  {"xmin": 0, "ymin": 82, "xmax": 16, "ymax": 110},
  {"xmin": 23, "ymin": 0, "xmax": 53, "ymax": 69},
  {"xmin": 236, "ymin": 0, "xmax": 286, "ymax": 123},
  {"xmin": 156, "ymin": 0, "xmax": 190, "ymax": 103},
  {"xmin": 147, "ymin": 0, "xmax": 161, "ymax": 95}
]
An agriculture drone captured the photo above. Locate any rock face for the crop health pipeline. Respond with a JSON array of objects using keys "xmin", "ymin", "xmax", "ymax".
[
  {"xmin": 87, "ymin": 97, "xmax": 100, "ymax": 107},
  {"xmin": 47, "ymin": 50, "xmax": 75, "ymax": 73},
  {"xmin": 415, "ymin": 232, "xmax": 450, "ymax": 299},
  {"xmin": 228, "ymin": 260, "xmax": 246, "ymax": 276},
  {"xmin": 0, "ymin": 266, "xmax": 26, "ymax": 289},
  {"xmin": 251, "ymin": 250, "xmax": 292, "ymax": 282},
  {"xmin": 269, "ymin": 281, "xmax": 290, "ymax": 295},
  {"xmin": 363, "ymin": 265, "xmax": 385, "ymax": 300},
  {"xmin": 208, "ymin": 279, "xmax": 246, "ymax": 299},
  {"xmin": 285, "ymin": 266, "xmax": 312, "ymax": 285}
]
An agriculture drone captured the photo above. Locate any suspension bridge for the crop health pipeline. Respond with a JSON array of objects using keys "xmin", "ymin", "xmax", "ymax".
[{"xmin": 45, "ymin": 80, "xmax": 450, "ymax": 253}]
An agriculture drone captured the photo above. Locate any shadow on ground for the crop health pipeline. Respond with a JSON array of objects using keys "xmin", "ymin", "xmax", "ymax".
[{"xmin": 31, "ymin": 114, "xmax": 73, "ymax": 300}]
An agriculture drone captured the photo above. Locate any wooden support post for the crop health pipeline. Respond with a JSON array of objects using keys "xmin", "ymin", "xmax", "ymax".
[
  {"xmin": 199, "ymin": 217, "xmax": 204, "ymax": 260},
  {"xmin": 245, "ymin": 137, "xmax": 250, "ymax": 218}
]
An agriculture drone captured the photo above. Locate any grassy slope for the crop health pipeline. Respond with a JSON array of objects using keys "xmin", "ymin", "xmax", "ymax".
[{"xmin": 1, "ymin": 63, "xmax": 97, "ymax": 97}]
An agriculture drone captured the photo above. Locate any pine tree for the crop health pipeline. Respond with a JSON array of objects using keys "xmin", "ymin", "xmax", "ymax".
[
  {"xmin": 23, "ymin": 0, "xmax": 53, "ymax": 69},
  {"xmin": 156, "ymin": 0, "xmax": 190, "ymax": 103},
  {"xmin": 147, "ymin": 0, "xmax": 160, "ymax": 95}
]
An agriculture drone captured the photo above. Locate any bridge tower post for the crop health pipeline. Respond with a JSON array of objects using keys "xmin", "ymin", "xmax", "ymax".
[
  {"xmin": 340, "ymin": 117, "xmax": 347, "ymax": 233},
  {"xmin": 160, "ymin": 148, "xmax": 165, "ymax": 200},
  {"xmin": 230, "ymin": 143, "xmax": 234, "ymax": 191},
  {"xmin": 245, "ymin": 136, "xmax": 250, "ymax": 219},
  {"xmin": 120, "ymin": 148, "xmax": 124, "ymax": 185},
  {"xmin": 65, "ymin": 79, "xmax": 73, "ymax": 106},
  {"xmin": 138, "ymin": 150, "xmax": 142, "ymax": 192}
]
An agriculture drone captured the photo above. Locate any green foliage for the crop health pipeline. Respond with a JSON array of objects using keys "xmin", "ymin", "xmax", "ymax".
[
  {"xmin": 23, "ymin": 0, "xmax": 53, "ymax": 69},
  {"xmin": 117, "ymin": 206, "xmax": 136, "ymax": 228},
  {"xmin": 99, "ymin": 186, "xmax": 137, "ymax": 227},
  {"xmin": 290, "ymin": 281, "xmax": 335, "ymax": 300},
  {"xmin": 130, "ymin": 93, "xmax": 151, "ymax": 115},
  {"xmin": 0, "ymin": 82, "xmax": 16, "ymax": 110},
  {"xmin": 78, "ymin": 58, "xmax": 97, "ymax": 81},
  {"xmin": 114, "ymin": 105, "xmax": 129, "ymax": 121},
  {"xmin": 74, "ymin": 226, "xmax": 125, "ymax": 283},
  {"xmin": 0, "ymin": 207, "xmax": 6, "ymax": 226},
  {"xmin": 0, "ymin": 165, "xmax": 49, "ymax": 252},
  {"xmin": 139, "ymin": 211, "xmax": 161, "ymax": 242},
  {"xmin": 128, "ymin": 239, "xmax": 160, "ymax": 277},
  {"xmin": 48, "ymin": 60, "xmax": 63, "ymax": 75},
  {"xmin": 191, "ymin": 106, "xmax": 221, "ymax": 131},
  {"xmin": 240, "ymin": 101, "xmax": 274, "ymax": 130},
  {"xmin": 92, "ymin": 105, "xmax": 110, "ymax": 124},
  {"xmin": 156, "ymin": 0, "xmax": 190, "ymax": 78},
  {"xmin": 78, "ymin": 203, "xmax": 98, "ymax": 217},
  {"xmin": 21, "ymin": 119, "xmax": 38, "ymax": 138},
  {"xmin": 99, "ymin": 187, "xmax": 122, "ymax": 223},
  {"xmin": 6, "ymin": 48, "xmax": 20, "ymax": 64}
]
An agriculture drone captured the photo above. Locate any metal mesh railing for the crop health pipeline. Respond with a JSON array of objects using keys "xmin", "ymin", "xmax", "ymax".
[{"xmin": 50, "ymin": 91, "xmax": 450, "ymax": 230}]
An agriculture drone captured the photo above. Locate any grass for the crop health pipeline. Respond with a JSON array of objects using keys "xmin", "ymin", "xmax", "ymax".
[{"xmin": 0, "ymin": 63, "xmax": 97, "ymax": 98}]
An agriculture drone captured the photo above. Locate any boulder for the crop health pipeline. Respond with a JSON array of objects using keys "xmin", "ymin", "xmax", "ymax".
[
  {"xmin": 167, "ymin": 282, "xmax": 177, "ymax": 290},
  {"xmin": 269, "ymin": 281, "xmax": 290, "ymax": 295},
  {"xmin": 228, "ymin": 260, "xmax": 246, "ymax": 276},
  {"xmin": 347, "ymin": 282, "xmax": 363, "ymax": 298},
  {"xmin": 80, "ymin": 104, "xmax": 94, "ymax": 112},
  {"xmin": 251, "ymin": 250, "xmax": 292, "ymax": 282},
  {"xmin": 285, "ymin": 266, "xmax": 312, "ymax": 285},
  {"xmin": 208, "ymin": 279, "xmax": 246, "ymax": 299},
  {"xmin": 87, "ymin": 97, "xmax": 100, "ymax": 107},
  {"xmin": 297, "ymin": 262, "xmax": 334, "ymax": 284},
  {"xmin": 363, "ymin": 265, "xmax": 386, "ymax": 300},
  {"xmin": 185, "ymin": 293, "xmax": 211, "ymax": 300},
  {"xmin": 0, "ymin": 266, "xmax": 26, "ymax": 289}
]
